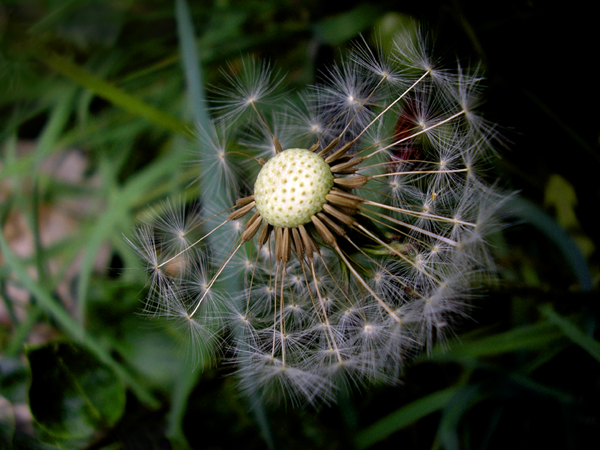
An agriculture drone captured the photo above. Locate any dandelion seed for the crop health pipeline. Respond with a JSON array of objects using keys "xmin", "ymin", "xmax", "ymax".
[{"xmin": 128, "ymin": 29, "xmax": 507, "ymax": 405}]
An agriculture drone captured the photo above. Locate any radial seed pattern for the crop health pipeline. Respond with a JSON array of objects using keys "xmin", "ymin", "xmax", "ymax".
[{"xmin": 128, "ymin": 30, "xmax": 506, "ymax": 406}]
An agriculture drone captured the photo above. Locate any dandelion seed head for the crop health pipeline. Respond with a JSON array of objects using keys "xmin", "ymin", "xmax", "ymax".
[{"xmin": 127, "ymin": 27, "xmax": 508, "ymax": 406}]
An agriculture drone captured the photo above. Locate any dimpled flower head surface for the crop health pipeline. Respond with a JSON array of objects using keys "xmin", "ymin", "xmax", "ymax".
[{"xmin": 128, "ymin": 30, "xmax": 506, "ymax": 405}]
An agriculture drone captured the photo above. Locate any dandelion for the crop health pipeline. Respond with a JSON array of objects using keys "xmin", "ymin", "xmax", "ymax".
[{"xmin": 128, "ymin": 30, "xmax": 506, "ymax": 405}]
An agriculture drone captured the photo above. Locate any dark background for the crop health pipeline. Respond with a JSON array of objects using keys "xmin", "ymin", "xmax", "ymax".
[{"xmin": 0, "ymin": 1, "xmax": 597, "ymax": 449}]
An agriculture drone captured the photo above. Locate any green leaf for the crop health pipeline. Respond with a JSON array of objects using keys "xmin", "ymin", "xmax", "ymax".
[
  {"xmin": 355, "ymin": 387, "xmax": 458, "ymax": 449},
  {"xmin": 27, "ymin": 342, "xmax": 126, "ymax": 440}
]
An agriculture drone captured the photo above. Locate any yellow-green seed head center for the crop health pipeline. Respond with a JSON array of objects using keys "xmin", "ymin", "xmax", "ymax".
[{"xmin": 254, "ymin": 148, "xmax": 334, "ymax": 228}]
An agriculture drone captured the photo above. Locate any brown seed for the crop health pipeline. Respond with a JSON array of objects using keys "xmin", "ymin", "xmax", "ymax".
[
  {"xmin": 228, "ymin": 201, "xmax": 256, "ymax": 221},
  {"xmin": 322, "ymin": 203, "xmax": 356, "ymax": 226},
  {"xmin": 317, "ymin": 136, "xmax": 341, "ymax": 157},
  {"xmin": 311, "ymin": 214, "xmax": 336, "ymax": 245},
  {"xmin": 292, "ymin": 227, "xmax": 305, "ymax": 261},
  {"xmin": 324, "ymin": 138, "xmax": 358, "ymax": 164},
  {"xmin": 317, "ymin": 212, "xmax": 345, "ymax": 237},
  {"xmin": 242, "ymin": 217, "xmax": 263, "ymax": 242},
  {"xmin": 258, "ymin": 222, "xmax": 272, "ymax": 247},
  {"xmin": 236, "ymin": 195, "xmax": 255, "ymax": 207},
  {"xmin": 333, "ymin": 175, "xmax": 370, "ymax": 189}
]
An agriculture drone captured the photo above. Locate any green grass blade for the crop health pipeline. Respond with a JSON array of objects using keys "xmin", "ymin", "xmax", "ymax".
[
  {"xmin": 165, "ymin": 360, "xmax": 199, "ymax": 450},
  {"xmin": 31, "ymin": 179, "xmax": 50, "ymax": 292},
  {"xmin": 503, "ymin": 196, "xmax": 592, "ymax": 291},
  {"xmin": 75, "ymin": 144, "xmax": 186, "ymax": 324},
  {"xmin": 438, "ymin": 385, "xmax": 482, "ymax": 450},
  {"xmin": 249, "ymin": 391, "xmax": 277, "ymax": 450},
  {"xmin": 427, "ymin": 321, "xmax": 564, "ymax": 361},
  {"xmin": 355, "ymin": 387, "xmax": 459, "ymax": 449},
  {"xmin": 36, "ymin": 49, "xmax": 193, "ymax": 137},
  {"xmin": 0, "ymin": 230, "xmax": 159, "ymax": 408},
  {"xmin": 175, "ymin": 0, "xmax": 211, "ymax": 131},
  {"xmin": 540, "ymin": 305, "xmax": 600, "ymax": 364},
  {"xmin": 34, "ymin": 86, "xmax": 77, "ymax": 162},
  {"xmin": 162, "ymin": 3, "xmax": 223, "ymax": 448}
]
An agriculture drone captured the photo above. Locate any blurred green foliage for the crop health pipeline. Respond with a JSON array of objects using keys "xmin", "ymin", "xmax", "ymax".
[{"xmin": 0, "ymin": 0, "xmax": 598, "ymax": 449}]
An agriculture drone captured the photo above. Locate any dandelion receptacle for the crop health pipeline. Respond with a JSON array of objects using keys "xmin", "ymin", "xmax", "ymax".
[{"xmin": 127, "ymin": 30, "xmax": 506, "ymax": 405}]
